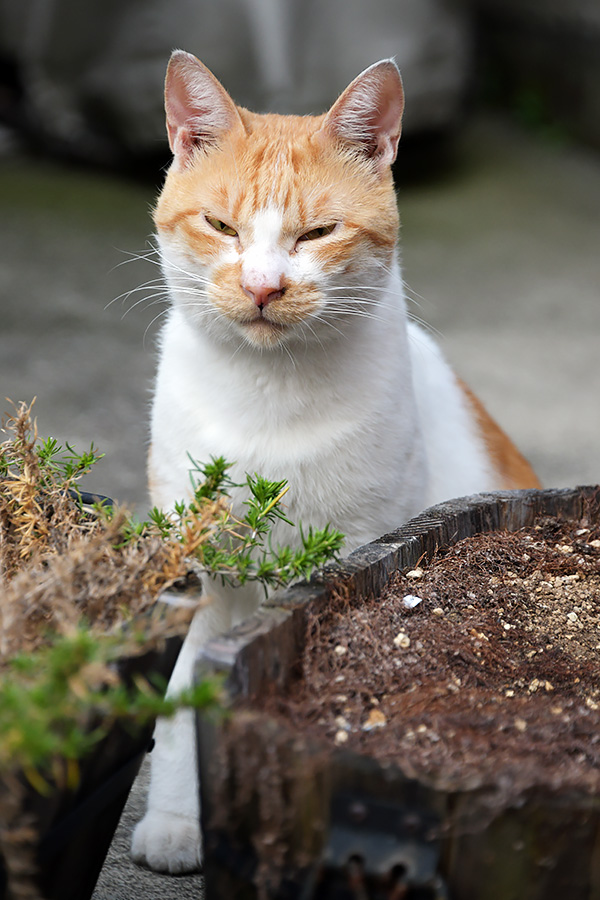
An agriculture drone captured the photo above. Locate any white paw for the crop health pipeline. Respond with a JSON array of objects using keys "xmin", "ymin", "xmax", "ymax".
[{"xmin": 131, "ymin": 810, "xmax": 203, "ymax": 874}]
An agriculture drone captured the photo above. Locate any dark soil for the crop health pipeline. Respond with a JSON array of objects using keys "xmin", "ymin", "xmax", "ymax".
[{"xmin": 259, "ymin": 514, "xmax": 600, "ymax": 799}]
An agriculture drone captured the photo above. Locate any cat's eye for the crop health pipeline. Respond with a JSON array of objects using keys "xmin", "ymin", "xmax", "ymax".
[
  {"xmin": 298, "ymin": 224, "xmax": 337, "ymax": 242},
  {"xmin": 205, "ymin": 216, "xmax": 237, "ymax": 237}
]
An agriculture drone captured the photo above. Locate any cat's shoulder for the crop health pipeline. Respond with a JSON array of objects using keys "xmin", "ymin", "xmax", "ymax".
[{"xmin": 407, "ymin": 322, "xmax": 540, "ymax": 493}]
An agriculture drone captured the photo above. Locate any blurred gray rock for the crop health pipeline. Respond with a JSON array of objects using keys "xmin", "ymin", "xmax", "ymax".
[{"xmin": 0, "ymin": 0, "xmax": 472, "ymax": 164}]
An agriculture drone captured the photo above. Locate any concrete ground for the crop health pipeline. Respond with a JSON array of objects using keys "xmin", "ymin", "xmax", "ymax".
[{"xmin": 1, "ymin": 114, "xmax": 599, "ymax": 899}]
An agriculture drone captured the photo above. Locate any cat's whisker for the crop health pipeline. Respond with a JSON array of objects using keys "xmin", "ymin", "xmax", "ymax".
[
  {"xmin": 370, "ymin": 257, "xmax": 396, "ymax": 278},
  {"xmin": 406, "ymin": 312, "xmax": 444, "ymax": 341},
  {"xmin": 107, "ymin": 275, "xmax": 167, "ymax": 303},
  {"xmin": 118, "ymin": 285, "xmax": 212, "ymax": 319},
  {"xmin": 126, "ymin": 245, "xmax": 213, "ymax": 288},
  {"xmin": 323, "ymin": 283, "xmax": 385, "ymax": 291},
  {"xmin": 402, "ymin": 281, "xmax": 431, "ymax": 314},
  {"xmin": 228, "ymin": 339, "xmax": 248, "ymax": 363},
  {"xmin": 143, "ymin": 308, "xmax": 171, "ymax": 346},
  {"xmin": 299, "ymin": 320, "xmax": 326, "ymax": 353},
  {"xmin": 322, "ymin": 298, "xmax": 382, "ymax": 311},
  {"xmin": 322, "ymin": 288, "xmax": 388, "ymax": 300},
  {"xmin": 273, "ymin": 338, "xmax": 297, "ymax": 369},
  {"xmin": 307, "ymin": 313, "xmax": 346, "ymax": 340},
  {"xmin": 323, "ymin": 287, "xmax": 397, "ymax": 303},
  {"xmin": 325, "ymin": 308, "xmax": 387, "ymax": 323},
  {"xmin": 168, "ymin": 289, "xmax": 212, "ymax": 302},
  {"xmin": 323, "ymin": 281, "xmax": 381, "ymax": 288},
  {"xmin": 320, "ymin": 296, "xmax": 439, "ymax": 338},
  {"xmin": 109, "ymin": 246, "xmax": 215, "ymax": 325},
  {"xmin": 323, "ymin": 297, "xmax": 385, "ymax": 308},
  {"xmin": 130, "ymin": 254, "xmax": 164, "ymax": 271},
  {"xmin": 170, "ymin": 272, "xmax": 213, "ymax": 289},
  {"xmin": 167, "ymin": 298, "xmax": 210, "ymax": 310},
  {"xmin": 323, "ymin": 295, "xmax": 388, "ymax": 307},
  {"xmin": 107, "ymin": 280, "xmax": 171, "ymax": 311},
  {"xmin": 323, "ymin": 312, "xmax": 388, "ymax": 329},
  {"xmin": 122, "ymin": 293, "xmax": 172, "ymax": 319},
  {"xmin": 111, "ymin": 246, "xmax": 162, "ymax": 273},
  {"xmin": 323, "ymin": 294, "xmax": 395, "ymax": 319},
  {"xmin": 160, "ymin": 257, "xmax": 214, "ymax": 286}
]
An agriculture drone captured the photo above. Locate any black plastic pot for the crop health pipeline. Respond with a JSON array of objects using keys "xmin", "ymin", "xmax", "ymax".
[
  {"xmin": 196, "ymin": 486, "xmax": 600, "ymax": 900},
  {"xmin": 0, "ymin": 621, "xmax": 185, "ymax": 900}
]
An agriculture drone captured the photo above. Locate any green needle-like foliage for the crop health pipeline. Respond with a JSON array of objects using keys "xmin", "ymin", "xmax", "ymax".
[
  {"xmin": 0, "ymin": 401, "xmax": 345, "ymax": 788},
  {"xmin": 0, "ymin": 630, "xmax": 222, "ymax": 779},
  {"xmin": 137, "ymin": 457, "xmax": 345, "ymax": 592}
]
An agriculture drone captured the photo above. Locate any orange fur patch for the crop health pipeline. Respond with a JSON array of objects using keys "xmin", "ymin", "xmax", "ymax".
[
  {"xmin": 459, "ymin": 380, "xmax": 541, "ymax": 490},
  {"xmin": 154, "ymin": 108, "xmax": 399, "ymax": 260}
]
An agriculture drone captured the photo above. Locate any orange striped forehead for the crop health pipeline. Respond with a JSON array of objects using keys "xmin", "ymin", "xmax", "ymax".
[{"xmin": 154, "ymin": 107, "xmax": 399, "ymax": 251}]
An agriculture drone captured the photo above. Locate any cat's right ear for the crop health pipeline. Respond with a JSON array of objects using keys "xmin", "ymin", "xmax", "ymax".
[{"xmin": 164, "ymin": 51, "xmax": 244, "ymax": 165}]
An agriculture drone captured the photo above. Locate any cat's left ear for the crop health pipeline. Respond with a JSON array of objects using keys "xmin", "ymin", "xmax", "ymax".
[{"xmin": 321, "ymin": 59, "xmax": 404, "ymax": 173}]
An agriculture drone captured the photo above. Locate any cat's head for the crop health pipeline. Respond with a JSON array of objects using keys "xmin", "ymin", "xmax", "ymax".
[{"xmin": 154, "ymin": 51, "xmax": 404, "ymax": 350}]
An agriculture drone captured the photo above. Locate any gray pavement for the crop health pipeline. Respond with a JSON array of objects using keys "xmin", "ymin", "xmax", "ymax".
[{"xmin": 1, "ymin": 114, "xmax": 599, "ymax": 898}]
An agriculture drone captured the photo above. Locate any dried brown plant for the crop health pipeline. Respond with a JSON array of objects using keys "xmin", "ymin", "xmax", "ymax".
[{"xmin": 0, "ymin": 401, "xmax": 196, "ymax": 663}]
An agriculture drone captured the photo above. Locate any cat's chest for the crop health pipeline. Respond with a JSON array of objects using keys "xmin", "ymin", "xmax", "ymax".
[
  {"xmin": 155, "ymin": 312, "xmax": 376, "ymax": 463},
  {"xmin": 156, "ymin": 354, "xmax": 366, "ymax": 471},
  {"xmin": 151, "ymin": 308, "xmax": 426, "ymax": 544}
]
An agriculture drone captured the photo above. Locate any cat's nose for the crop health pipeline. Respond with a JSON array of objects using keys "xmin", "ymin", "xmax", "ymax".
[{"xmin": 241, "ymin": 281, "xmax": 285, "ymax": 310}]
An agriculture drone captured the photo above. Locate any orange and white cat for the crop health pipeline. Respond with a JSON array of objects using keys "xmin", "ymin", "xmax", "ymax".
[{"xmin": 132, "ymin": 51, "xmax": 539, "ymax": 873}]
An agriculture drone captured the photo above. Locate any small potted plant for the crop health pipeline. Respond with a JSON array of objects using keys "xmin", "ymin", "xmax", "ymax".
[{"xmin": 0, "ymin": 402, "xmax": 343, "ymax": 900}]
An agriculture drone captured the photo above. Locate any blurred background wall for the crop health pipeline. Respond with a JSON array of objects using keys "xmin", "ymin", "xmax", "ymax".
[
  {"xmin": 0, "ymin": 0, "xmax": 472, "ymax": 166},
  {"xmin": 0, "ymin": 0, "xmax": 599, "ymax": 513},
  {"xmin": 2, "ymin": 0, "xmax": 599, "ymax": 163},
  {"xmin": 474, "ymin": 0, "xmax": 600, "ymax": 150}
]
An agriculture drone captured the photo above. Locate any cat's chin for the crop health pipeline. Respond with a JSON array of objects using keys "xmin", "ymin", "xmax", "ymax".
[{"xmin": 240, "ymin": 318, "xmax": 289, "ymax": 348}]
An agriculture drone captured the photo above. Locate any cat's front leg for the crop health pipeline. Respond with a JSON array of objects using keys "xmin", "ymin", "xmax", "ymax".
[{"xmin": 131, "ymin": 595, "xmax": 231, "ymax": 873}]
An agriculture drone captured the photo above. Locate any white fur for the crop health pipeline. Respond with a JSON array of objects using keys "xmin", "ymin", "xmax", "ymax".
[
  {"xmin": 407, "ymin": 323, "xmax": 498, "ymax": 504},
  {"xmin": 132, "ymin": 237, "xmax": 498, "ymax": 871},
  {"xmin": 241, "ymin": 207, "xmax": 291, "ymax": 291}
]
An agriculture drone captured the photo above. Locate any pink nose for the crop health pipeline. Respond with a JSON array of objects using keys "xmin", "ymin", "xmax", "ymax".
[{"xmin": 241, "ymin": 281, "xmax": 285, "ymax": 310}]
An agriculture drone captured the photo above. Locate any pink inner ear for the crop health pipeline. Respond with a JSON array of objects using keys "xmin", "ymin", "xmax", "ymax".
[
  {"xmin": 165, "ymin": 51, "xmax": 243, "ymax": 160},
  {"xmin": 165, "ymin": 72, "xmax": 198, "ymax": 152},
  {"xmin": 323, "ymin": 60, "xmax": 404, "ymax": 170}
]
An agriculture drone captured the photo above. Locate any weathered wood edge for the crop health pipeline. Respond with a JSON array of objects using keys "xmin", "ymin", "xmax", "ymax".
[
  {"xmin": 195, "ymin": 486, "xmax": 599, "ymax": 699},
  {"xmin": 196, "ymin": 486, "xmax": 600, "ymax": 899}
]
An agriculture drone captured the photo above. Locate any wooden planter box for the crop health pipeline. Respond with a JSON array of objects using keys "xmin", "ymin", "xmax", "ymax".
[
  {"xmin": 0, "ymin": 609, "xmax": 186, "ymax": 900},
  {"xmin": 196, "ymin": 486, "xmax": 600, "ymax": 900}
]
